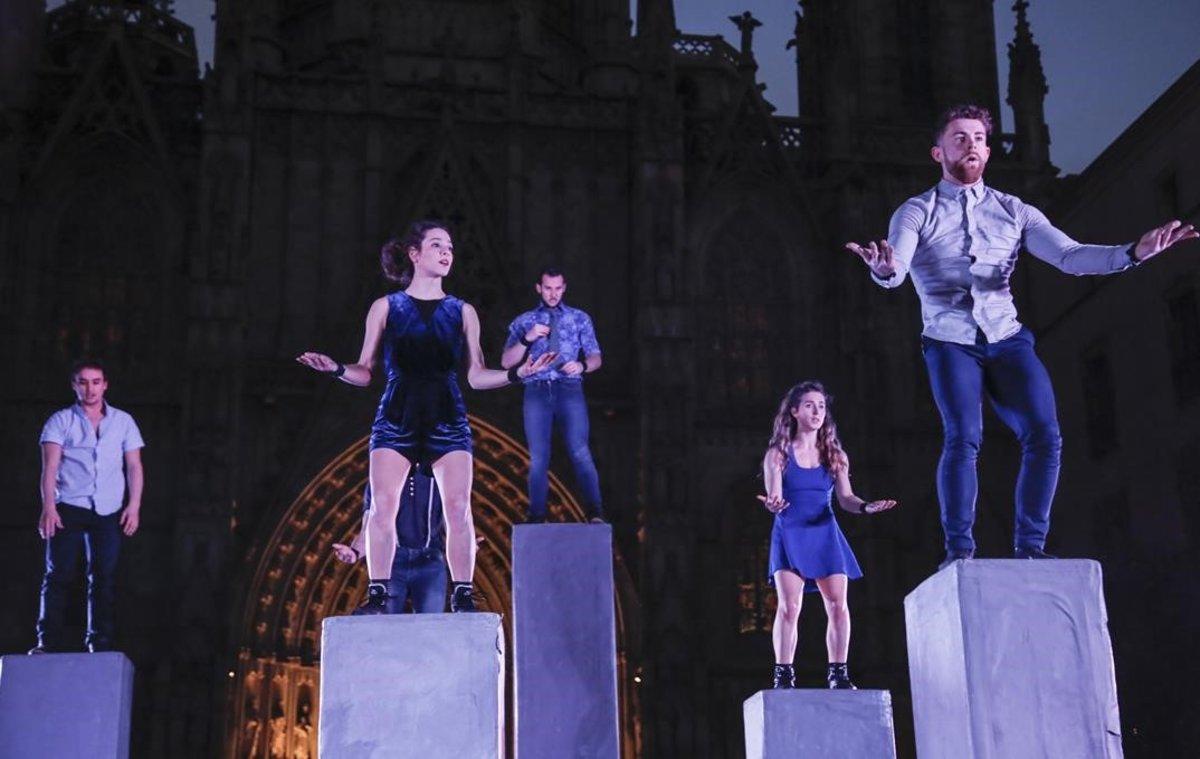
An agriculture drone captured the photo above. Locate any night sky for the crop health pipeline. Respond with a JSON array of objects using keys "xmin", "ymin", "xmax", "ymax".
[{"xmin": 74, "ymin": 0, "xmax": 1200, "ymax": 175}]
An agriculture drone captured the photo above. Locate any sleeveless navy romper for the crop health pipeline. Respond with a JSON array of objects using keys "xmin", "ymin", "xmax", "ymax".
[
  {"xmin": 767, "ymin": 454, "xmax": 862, "ymax": 593},
  {"xmin": 369, "ymin": 292, "xmax": 473, "ymax": 472}
]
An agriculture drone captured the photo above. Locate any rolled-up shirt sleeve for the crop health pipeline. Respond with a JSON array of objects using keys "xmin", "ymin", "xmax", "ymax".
[
  {"xmin": 579, "ymin": 313, "xmax": 601, "ymax": 357},
  {"xmin": 503, "ymin": 316, "xmax": 526, "ymax": 350},
  {"xmin": 123, "ymin": 416, "xmax": 145, "ymax": 452},
  {"xmin": 40, "ymin": 412, "xmax": 68, "ymax": 446},
  {"xmin": 875, "ymin": 199, "xmax": 924, "ymax": 288},
  {"xmin": 1022, "ymin": 203, "xmax": 1132, "ymax": 276}
]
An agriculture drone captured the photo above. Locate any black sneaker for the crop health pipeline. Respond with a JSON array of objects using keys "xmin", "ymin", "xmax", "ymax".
[
  {"xmin": 353, "ymin": 583, "xmax": 390, "ymax": 615},
  {"xmin": 524, "ymin": 514, "xmax": 546, "ymax": 524},
  {"xmin": 87, "ymin": 640, "xmax": 114, "ymax": 653},
  {"xmin": 1014, "ymin": 546, "xmax": 1056, "ymax": 559},
  {"xmin": 27, "ymin": 645, "xmax": 48, "ymax": 655},
  {"xmin": 938, "ymin": 549, "xmax": 975, "ymax": 571},
  {"xmin": 827, "ymin": 663, "xmax": 857, "ymax": 690},
  {"xmin": 450, "ymin": 583, "xmax": 477, "ymax": 613}
]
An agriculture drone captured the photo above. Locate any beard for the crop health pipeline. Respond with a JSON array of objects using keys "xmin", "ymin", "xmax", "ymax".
[{"xmin": 948, "ymin": 155, "xmax": 985, "ymax": 184}]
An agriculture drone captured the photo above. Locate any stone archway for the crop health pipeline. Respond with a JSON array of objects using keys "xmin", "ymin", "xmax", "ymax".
[{"xmin": 225, "ymin": 415, "xmax": 640, "ymax": 758}]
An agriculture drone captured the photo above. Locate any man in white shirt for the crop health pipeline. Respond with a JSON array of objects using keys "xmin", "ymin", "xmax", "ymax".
[
  {"xmin": 848, "ymin": 104, "xmax": 1195, "ymax": 569},
  {"xmin": 32, "ymin": 360, "xmax": 145, "ymax": 653}
]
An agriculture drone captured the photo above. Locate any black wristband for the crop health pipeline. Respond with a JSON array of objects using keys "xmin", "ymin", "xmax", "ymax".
[
  {"xmin": 519, "ymin": 335, "xmax": 533, "ymax": 347},
  {"xmin": 1126, "ymin": 244, "xmax": 1140, "ymax": 265},
  {"xmin": 332, "ymin": 362, "xmax": 346, "ymax": 378},
  {"xmin": 507, "ymin": 366, "xmax": 522, "ymax": 384}
]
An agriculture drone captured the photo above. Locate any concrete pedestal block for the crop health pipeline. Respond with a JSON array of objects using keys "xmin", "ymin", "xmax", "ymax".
[
  {"xmin": 905, "ymin": 559, "xmax": 1122, "ymax": 758},
  {"xmin": 513, "ymin": 524, "xmax": 619, "ymax": 758},
  {"xmin": 0, "ymin": 652, "xmax": 134, "ymax": 759},
  {"xmin": 319, "ymin": 613, "xmax": 505, "ymax": 759},
  {"xmin": 743, "ymin": 689, "xmax": 896, "ymax": 758}
]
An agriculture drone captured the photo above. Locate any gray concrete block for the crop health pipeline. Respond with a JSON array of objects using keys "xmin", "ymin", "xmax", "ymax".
[
  {"xmin": 512, "ymin": 524, "xmax": 619, "ymax": 759},
  {"xmin": 743, "ymin": 689, "xmax": 897, "ymax": 758},
  {"xmin": 905, "ymin": 559, "xmax": 1122, "ymax": 759},
  {"xmin": 319, "ymin": 613, "xmax": 505, "ymax": 759},
  {"xmin": 0, "ymin": 652, "xmax": 134, "ymax": 759}
]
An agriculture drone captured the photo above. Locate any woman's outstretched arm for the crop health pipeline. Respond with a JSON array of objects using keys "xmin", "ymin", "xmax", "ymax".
[
  {"xmin": 296, "ymin": 296, "xmax": 389, "ymax": 386},
  {"xmin": 833, "ymin": 456, "xmax": 897, "ymax": 514},
  {"xmin": 462, "ymin": 302, "xmax": 555, "ymax": 390}
]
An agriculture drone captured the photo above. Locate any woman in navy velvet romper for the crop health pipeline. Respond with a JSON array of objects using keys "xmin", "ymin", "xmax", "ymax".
[
  {"xmin": 759, "ymin": 381, "xmax": 898, "ymax": 689},
  {"xmin": 298, "ymin": 222, "xmax": 554, "ymax": 613}
]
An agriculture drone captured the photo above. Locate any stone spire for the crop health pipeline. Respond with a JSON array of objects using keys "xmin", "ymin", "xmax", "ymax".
[
  {"xmin": 729, "ymin": 10, "xmax": 762, "ymax": 69},
  {"xmin": 1007, "ymin": 0, "xmax": 1050, "ymax": 166}
]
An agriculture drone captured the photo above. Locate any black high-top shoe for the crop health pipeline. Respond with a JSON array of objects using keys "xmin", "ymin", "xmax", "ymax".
[
  {"xmin": 772, "ymin": 663, "xmax": 796, "ymax": 689},
  {"xmin": 353, "ymin": 583, "xmax": 390, "ymax": 615},
  {"xmin": 827, "ymin": 663, "xmax": 857, "ymax": 690},
  {"xmin": 450, "ymin": 582, "xmax": 477, "ymax": 613}
]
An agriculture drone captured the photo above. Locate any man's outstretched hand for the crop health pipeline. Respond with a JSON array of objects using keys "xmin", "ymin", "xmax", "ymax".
[
  {"xmin": 846, "ymin": 240, "xmax": 897, "ymax": 279},
  {"xmin": 1133, "ymin": 220, "xmax": 1197, "ymax": 262}
]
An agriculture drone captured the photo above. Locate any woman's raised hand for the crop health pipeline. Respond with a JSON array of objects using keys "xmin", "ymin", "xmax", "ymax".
[
  {"xmin": 296, "ymin": 352, "xmax": 338, "ymax": 373},
  {"xmin": 519, "ymin": 351, "xmax": 558, "ymax": 378},
  {"xmin": 757, "ymin": 494, "xmax": 789, "ymax": 514},
  {"xmin": 863, "ymin": 499, "xmax": 898, "ymax": 514}
]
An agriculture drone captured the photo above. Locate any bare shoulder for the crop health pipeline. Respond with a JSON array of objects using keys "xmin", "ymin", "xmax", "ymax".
[
  {"xmin": 460, "ymin": 301, "xmax": 478, "ymax": 320},
  {"xmin": 764, "ymin": 447, "xmax": 784, "ymax": 467}
]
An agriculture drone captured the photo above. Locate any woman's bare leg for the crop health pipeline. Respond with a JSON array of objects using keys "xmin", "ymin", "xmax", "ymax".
[
  {"xmin": 815, "ymin": 574, "xmax": 850, "ymax": 663},
  {"xmin": 430, "ymin": 451, "xmax": 475, "ymax": 582},
  {"xmin": 772, "ymin": 570, "xmax": 806, "ymax": 664},
  {"xmin": 366, "ymin": 449, "xmax": 412, "ymax": 580}
]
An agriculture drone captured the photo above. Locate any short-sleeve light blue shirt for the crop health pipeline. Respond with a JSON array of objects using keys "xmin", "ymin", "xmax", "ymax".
[{"xmin": 40, "ymin": 402, "xmax": 145, "ymax": 515}]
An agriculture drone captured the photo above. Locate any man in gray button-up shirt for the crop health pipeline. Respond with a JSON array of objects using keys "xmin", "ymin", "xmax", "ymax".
[
  {"xmin": 32, "ymin": 360, "xmax": 145, "ymax": 653},
  {"xmin": 848, "ymin": 104, "xmax": 1195, "ymax": 569}
]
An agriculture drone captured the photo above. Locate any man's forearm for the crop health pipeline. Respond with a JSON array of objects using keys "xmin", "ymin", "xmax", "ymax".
[
  {"xmin": 40, "ymin": 471, "xmax": 57, "ymax": 510},
  {"xmin": 126, "ymin": 465, "xmax": 144, "ymax": 508}
]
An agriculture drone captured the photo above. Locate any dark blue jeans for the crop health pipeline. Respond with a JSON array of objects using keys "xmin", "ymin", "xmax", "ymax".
[
  {"xmin": 524, "ymin": 380, "xmax": 603, "ymax": 518},
  {"xmin": 36, "ymin": 503, "xmax": 122, "ymax": 650},
  {"xmin": 386, "ymin": 548, "xmax": 447, "ymax": 613},
  {"xmin": 922, "ymin": 328, "xmax": 1063, "ymax": 553}
]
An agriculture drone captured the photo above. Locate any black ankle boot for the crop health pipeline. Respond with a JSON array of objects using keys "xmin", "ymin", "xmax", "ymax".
[
  {"xmin": 827, "ymin": 662, "xmax": 857, "ymax": 690},
  {"xmin": 353, "ymin": 582, "xmax": 390, "ymax": 615},
  {"xmin": 772, "ymin": 664, "xmax": 796, "ymax": 689},
  {"xmin": 450, "ymin": 582, "xmax": 477, "ymax": 613}
]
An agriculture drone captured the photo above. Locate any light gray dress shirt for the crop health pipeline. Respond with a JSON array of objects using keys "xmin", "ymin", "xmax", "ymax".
[
  {"xmin": 875, "ymin": 179, "xmax": 1134, "ymax": 345},
  {"xmin": 40, "ymin": 402, "xmax": 145, "ymax": 515}
]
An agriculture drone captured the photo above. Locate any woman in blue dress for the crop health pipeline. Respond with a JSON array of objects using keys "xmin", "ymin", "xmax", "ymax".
[
  {"xmin": 759, "ymin": 381, "xmax": 897, "ymax": 689},
  {"xmin": 298, "ymin": 221, "xmax": 554, "ymax": 613}
]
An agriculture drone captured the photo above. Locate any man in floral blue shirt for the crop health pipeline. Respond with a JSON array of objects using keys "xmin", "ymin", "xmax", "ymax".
[{"xmin": 502, "ymin": 268, "xmax": 604, "ymax": 522}]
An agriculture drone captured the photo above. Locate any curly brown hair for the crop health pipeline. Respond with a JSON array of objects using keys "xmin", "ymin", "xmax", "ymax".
[
  {"xmin": 766, "ymin": 381, "xmax": 848, "ymax": 476},
  {"xmin": 933, "ymin": 104, "xmax": 994, "ymax": 144},
  {"xmin": 380, "ymin": 220, "xmax": 451, "ymax": 287}
]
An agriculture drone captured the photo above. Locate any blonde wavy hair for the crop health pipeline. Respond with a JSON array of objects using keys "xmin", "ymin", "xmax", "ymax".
[{"xmin": 766, "ymin": 381, "xmax": 848, "ymax": 475}]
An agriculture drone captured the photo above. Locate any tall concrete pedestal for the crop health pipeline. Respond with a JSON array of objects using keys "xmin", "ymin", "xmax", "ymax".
[
  {"xmin": 905, "ymin": 559, "xmax": 1122, "ymax": 758},
  {"xmin": 743, "ymin": 689, "xmax": 896, "ymax": 758},
  {"xmin": 319, "ymin": 614, "xmax": 505, "ymax": 758},
  {"xmin": 513, "ymin": 524, "xmax": 619, "ymax": 758},
  {"xmin": 0, "ymin": 652, "xmax": 134, "ymax": 759}
]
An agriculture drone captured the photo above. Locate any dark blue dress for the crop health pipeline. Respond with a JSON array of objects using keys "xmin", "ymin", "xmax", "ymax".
[
  {"xmin": 369, "ymin": 292, "xmax": 472, "ymax": 472},
  {"xmin": 767, "ymin": 454, "xmax": 862, "ymax": 593}
]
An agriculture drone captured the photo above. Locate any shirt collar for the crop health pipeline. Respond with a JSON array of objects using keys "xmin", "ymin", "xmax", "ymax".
[
  {"xmin": 938, "ymin": 178, "xmax": 985, "ymax": 201},
  {"xmin": 72, "ymin": 400, "xmax": 109, "ymax": 418},
  {"xmin": 535, "ymin": 301, "xmax": 566, "ymax": 314}
]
